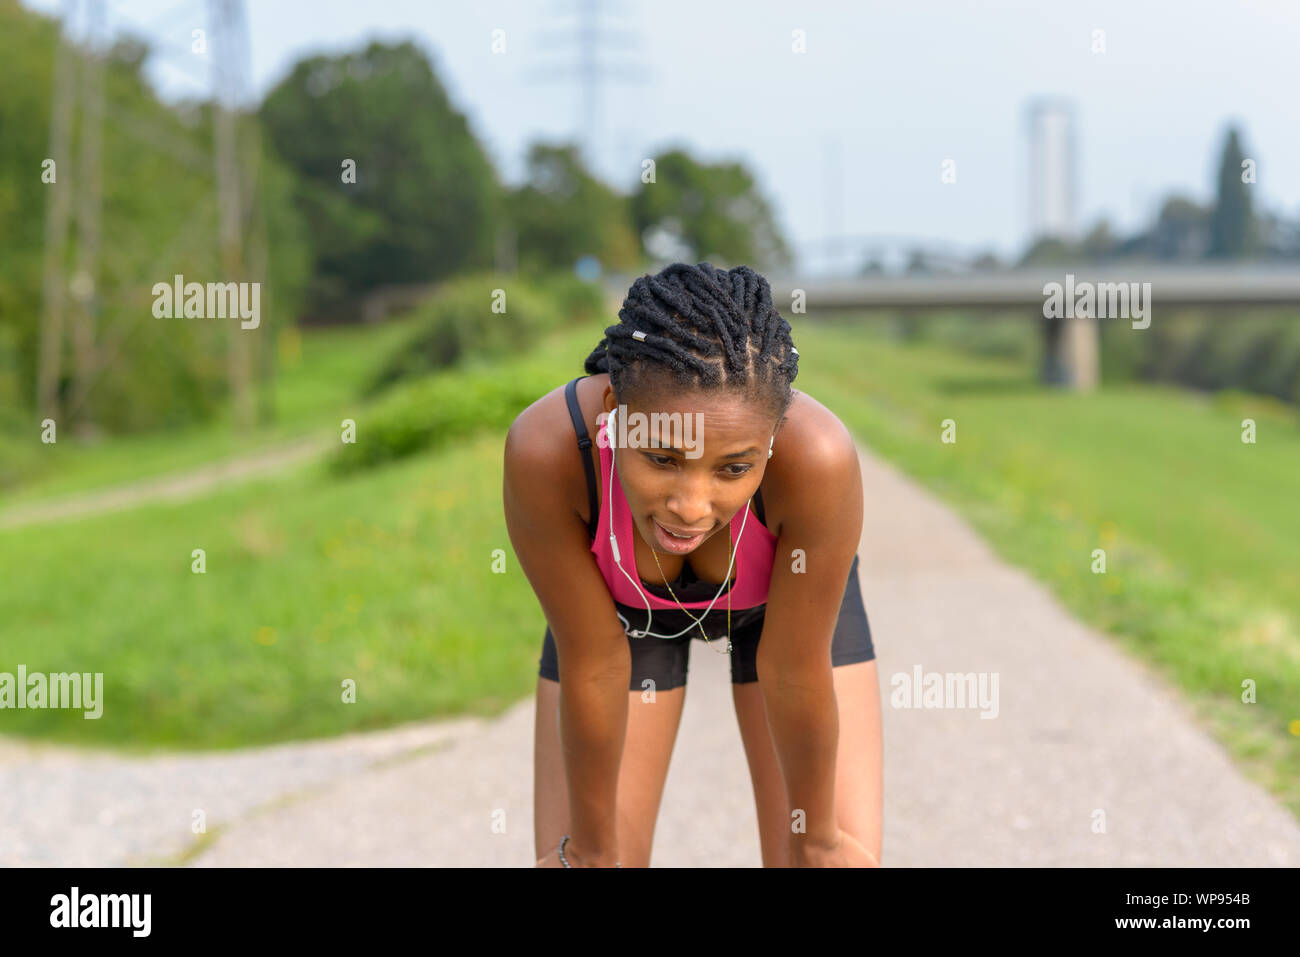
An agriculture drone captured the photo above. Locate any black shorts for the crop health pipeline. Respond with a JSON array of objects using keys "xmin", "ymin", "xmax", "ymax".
[{"xmin": 538, "ymin": 554, "xmax": 875, "ymax": 691}]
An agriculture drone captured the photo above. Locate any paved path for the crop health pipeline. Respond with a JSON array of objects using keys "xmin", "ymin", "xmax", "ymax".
[{"xmin": 2, "ymin": 444, "xmax": 1297, "ymax": 866}]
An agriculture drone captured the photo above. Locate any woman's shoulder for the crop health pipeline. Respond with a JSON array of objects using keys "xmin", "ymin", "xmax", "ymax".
[
  {"xmin": 778, "ymin": 388, "xmax": 858, "ymax": 470},
  {"xmin": 760, "ymin": 388, "xmax": 861, "ymax": 536},
  {"xmin": 506, "ymin": 376, "xmax": 581, "ymax": 467},
  {"xmin": 503, "ymin": 375, "xmax": 601, "ymax": 522}
]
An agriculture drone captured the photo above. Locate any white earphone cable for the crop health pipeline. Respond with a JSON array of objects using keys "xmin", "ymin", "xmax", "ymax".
[{"xmin": 604, "ymin": 407, "xmax": 756, "ymax": 639}]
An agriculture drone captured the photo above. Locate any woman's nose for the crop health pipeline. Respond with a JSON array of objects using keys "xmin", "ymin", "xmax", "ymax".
[{"xmin": 666, "ymin": 478, "xmax": 712, "ymax": 527}]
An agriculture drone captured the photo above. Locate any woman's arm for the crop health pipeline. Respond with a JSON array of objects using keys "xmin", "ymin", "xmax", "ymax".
[
  {"xmin": 753, "ymin": 415, "xmax": 866, "ymax": 861},
  {"xmin": 503, "ymin": 400, "xmax": 630, "ymax": 866}
]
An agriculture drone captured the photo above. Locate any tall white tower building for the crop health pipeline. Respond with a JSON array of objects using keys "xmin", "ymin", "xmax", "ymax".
[{"xmin": 1025, "ymin": 99, "xmax": 1077, "ymax": 242}]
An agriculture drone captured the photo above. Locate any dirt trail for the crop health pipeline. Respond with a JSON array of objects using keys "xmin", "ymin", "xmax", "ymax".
[{"xmin": 0, "ymin": 436, "xmax": 330, "ymax": 530}]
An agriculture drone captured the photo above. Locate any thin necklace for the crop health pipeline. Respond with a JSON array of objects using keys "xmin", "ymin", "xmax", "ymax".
[{"xmin": 649, "ymin": 526, "xmax": 733, "ymax": 655}]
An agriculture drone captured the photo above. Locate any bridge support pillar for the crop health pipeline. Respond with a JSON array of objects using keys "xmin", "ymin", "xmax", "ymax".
[{"xmin": 1040, "ymin": 314, "xmax": 1098, "ymax": 390}]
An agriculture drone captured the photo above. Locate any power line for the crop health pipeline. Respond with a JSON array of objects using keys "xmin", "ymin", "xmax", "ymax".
[{"xmin": 526, "ymin": 0, "xmax": 650, "ymax": 177}]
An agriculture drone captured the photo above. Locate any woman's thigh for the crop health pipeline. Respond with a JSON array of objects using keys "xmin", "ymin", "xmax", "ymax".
[
  {"xmin": 729, "ymin": 554, "xmax": 881, "ymax": 864},
  {"xmin": 731, "ymin": 659, "xmax": 882, "ymax": 865}
]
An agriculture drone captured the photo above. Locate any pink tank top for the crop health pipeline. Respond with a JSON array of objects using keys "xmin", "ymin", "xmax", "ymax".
[{"xmin": 589, "ymin": 416, "xmax": 778, "ymax": 610}]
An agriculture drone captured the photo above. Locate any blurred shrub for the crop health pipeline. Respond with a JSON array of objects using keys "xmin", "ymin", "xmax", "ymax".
[
  {"xmin": 329, "ymin": 361, "xmax": 556, "ymax": 475},
  {"xmin": 0, "ymin": 434, "xmax": 43, "ymax": 494},
  {"xmin": 533, "ymin": 272, "xmax": 608, "ymax": 325},
  {"xmin": 361, "ymin": 272, "xmax": 599, "ymax": 396},
  {"xmin": 1103, "ymin": 310, "xmax": 1300, "ymax": 404},
  {"xmin": 913, "ymin": 313, "xmax": 1034, "ymax": 361},
  {"xmin": 906, "ymin": 306, "xmax": 1300, "ymax": 405},
  {"xmin": 1097, "ymin": 314, "xmax": 1144, "ymax": 385}
]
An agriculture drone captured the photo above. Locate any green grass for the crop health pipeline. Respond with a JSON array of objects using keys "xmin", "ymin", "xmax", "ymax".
[
  {"xmin": 0, "ymin": 430, "xmax": 543, "ymax": 751},
  {"xmin": 0, "ymin": 315, "xmax": 422, "ymax": 506},
  {"xmin": 0, "ymin": 320, "xmax": 605, "ymax": 752}
]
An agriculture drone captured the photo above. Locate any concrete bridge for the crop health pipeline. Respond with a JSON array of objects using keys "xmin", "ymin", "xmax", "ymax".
[{"xmin": 765, "ymin": 265, "xmax": 1300, "ymax": 389}]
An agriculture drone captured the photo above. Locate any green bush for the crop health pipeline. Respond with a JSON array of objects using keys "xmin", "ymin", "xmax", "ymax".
[
  {"xmin": 919, "ymin": 313, "xmax": 1034, "ymax": 360},
  {"xmin": 0, "ymin": 433, "xmax": 43, "ymax": 494},
  {"xmin": 1129, "ymin": 311, "xmax": 1300, "ymax": 404},
  {"xmin": 330, "ymin": 361, "xmax": 557, "ymax": 475},
  {"xmin": 361, "ymin": 272, "xmax": 599, "ymax": 396},
  {"xmin": 533, "ymin": 272, "xmax": 609, "ymax": 325}
]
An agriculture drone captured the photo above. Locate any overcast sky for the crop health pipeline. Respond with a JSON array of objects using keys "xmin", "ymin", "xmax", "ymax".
[{"xmin": 24, "ymin": 0, "xmax": 1300, "ymax": 272}]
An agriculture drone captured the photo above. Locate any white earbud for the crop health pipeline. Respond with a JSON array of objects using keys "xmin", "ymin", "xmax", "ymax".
[{"xmin": 768, "ymin": 435, "xmax": 774, "ymax": 459}]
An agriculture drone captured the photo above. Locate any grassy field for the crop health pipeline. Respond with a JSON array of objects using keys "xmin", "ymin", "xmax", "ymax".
[
  {"xmin": 2, "ymin": 314, "xmax": 1296, "ymax": 819},
  {"xmin": 0, "ymin": 320, "xmax": 605, "ymax": 752},
  {"xmin": 1, "ymin": 430, "xmax": 541, "ymax": 752}
]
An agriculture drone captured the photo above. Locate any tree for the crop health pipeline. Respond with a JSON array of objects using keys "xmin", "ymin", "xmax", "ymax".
[
  {"xmin": 260, "ymin": 41, "xmax": 501, "ymax": 317},
  {"xmin": 506, "ymin": 142, "xmax": 638, "ymax": 276},
  {"xmin": 1150, "ymin": 196, "xmax": 1210, "ymax": 259},
  {"xmin": 1079, "ymin": 219, "xmax": 1118, "ymax": 260},
  {"xmin": 1018, "ymin": 235, "xmax": 1074, "ymax": 267},
  {"xmin": 629, "ymin": 148, "xmax": 793, "ymax": 271},
  {"xmin": 904, "ymin": 249, "xmax": 932, "ymax": 274},
  {"xmin": 1208, "ymin": 126, "xmax": 1255, "ymax": 258}
]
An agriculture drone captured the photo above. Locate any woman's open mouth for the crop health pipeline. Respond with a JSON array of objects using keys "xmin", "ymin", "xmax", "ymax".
[{"xmin": 651, "ymin": 518, "xmax": 710, "ymax": 554}]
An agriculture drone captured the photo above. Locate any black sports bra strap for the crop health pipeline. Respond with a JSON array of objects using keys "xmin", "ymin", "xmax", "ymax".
[
  {"xmin": 564, "ymin": 376, "xmax": 600, "ymax": 540},
  {"xmin": 753, "ymin": 486, "xmax": 767, "ymax": 526}
]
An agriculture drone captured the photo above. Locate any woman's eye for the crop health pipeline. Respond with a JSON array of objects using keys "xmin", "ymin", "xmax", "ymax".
[{"xmin": 644, "ymin": 454, "xmax": 749, "ymax": 476}]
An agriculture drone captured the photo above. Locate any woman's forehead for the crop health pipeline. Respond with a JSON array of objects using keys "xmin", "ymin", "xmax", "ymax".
[{"xmin": 625, "ymin": 398, "xmax": 771, "ymax": 429}]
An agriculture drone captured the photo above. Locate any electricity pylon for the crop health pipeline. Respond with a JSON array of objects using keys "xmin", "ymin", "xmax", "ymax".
[
  {"xmin": 210, "ymin": 0, "xmax": 256, "ymax": 430},
  {"xmin": 37, "ymin": 0, "xmax": 102, "ymax": 426},
  {"xmin": 37, "ymin": 0, "xmax": 264, "ymax": 432}
]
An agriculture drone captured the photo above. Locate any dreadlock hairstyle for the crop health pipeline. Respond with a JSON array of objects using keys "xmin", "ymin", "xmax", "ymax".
[{"xmin": 584, "ymin": 262, "xmax": 799, "ymax": 422}]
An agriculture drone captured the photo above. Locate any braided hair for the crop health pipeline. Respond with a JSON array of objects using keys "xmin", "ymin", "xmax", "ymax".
[{"xmin": 584, "ymin": 262, "xmax": 799, "ymax": 422}]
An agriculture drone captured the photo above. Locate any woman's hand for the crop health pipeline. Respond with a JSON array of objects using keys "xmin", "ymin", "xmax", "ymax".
[{"xmin": 791, "ymin": 829, "xmax": 879, "ymax": 867}]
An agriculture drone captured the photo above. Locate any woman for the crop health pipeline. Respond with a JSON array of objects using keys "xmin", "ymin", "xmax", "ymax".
[{"xmin": 503, "ymin": 262, "xmax": 882, "ymax": 867}]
